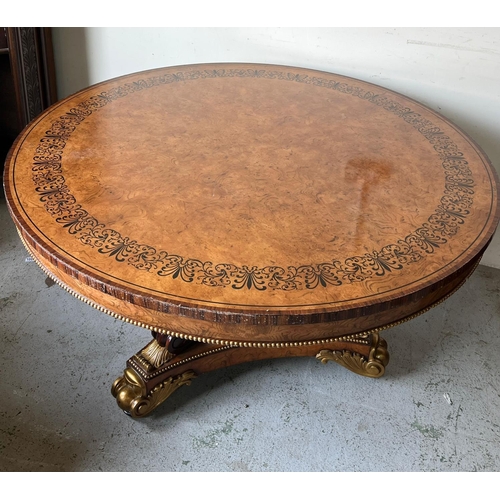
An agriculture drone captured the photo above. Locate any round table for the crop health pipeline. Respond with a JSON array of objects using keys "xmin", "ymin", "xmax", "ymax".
[{"xmin": 4, "ymin": 63, "xmax": 499, "ymax": 417}]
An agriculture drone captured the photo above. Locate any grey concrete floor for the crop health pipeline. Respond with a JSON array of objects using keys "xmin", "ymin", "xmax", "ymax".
[{"xmin": 1, "ymin": 193, "xmax": 500, "ymax": 472}]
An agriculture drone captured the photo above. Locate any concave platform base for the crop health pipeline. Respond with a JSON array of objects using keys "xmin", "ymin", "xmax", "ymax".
[{"xmin": 111, "ymin": 330, "xmax": 389, "ymax": 418}]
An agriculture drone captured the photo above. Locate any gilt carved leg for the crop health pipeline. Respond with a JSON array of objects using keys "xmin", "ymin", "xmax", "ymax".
[
  {"xmin": 316, "ymin": 332, "xmax": 390, "ymax": 378},
  {"xmin": 111, "ymin": 330, "xmax": 390, "ymax": 417},
  {"xmin": 111, "ymin": 332, "xmax": 200, "ymax": 417}
]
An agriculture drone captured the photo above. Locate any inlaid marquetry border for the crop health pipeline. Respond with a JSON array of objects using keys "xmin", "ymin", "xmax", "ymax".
[{"xmin": 31, "ymin": 67, "xmax": 474, "ymax": 291}]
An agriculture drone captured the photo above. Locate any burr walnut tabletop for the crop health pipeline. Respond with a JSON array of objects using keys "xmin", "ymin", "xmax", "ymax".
[{"xmin": 4, "ymin": 63, "xmax": 499, "ymax": 417}]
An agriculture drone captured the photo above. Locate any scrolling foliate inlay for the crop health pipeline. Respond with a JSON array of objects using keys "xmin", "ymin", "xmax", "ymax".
[{"xmin": 31, "ymin": 68, "xmax": 475, "ymax": 291}]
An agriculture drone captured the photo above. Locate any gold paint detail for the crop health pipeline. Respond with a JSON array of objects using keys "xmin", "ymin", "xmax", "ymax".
[
  {"xmin": 129, "ymin": 345, "xmax": 235, "ymax": 380},
  {"xmin": 140, "ymin": 339, "xmax": 174, "ymax": 368},
  {"xmin": 111, "ymin": 367, "xmax": 196, "ymax": 418},
  {"xmin": 133, "ymin": 353, "xmax": 154, "ymax": 371},
  {"xmin": 317, "ymin": 332, "xmax": 390, "ymax": 378},
  {"xmin": 19, "ymin": 229, "xmax": 478, "ymax": 349}
]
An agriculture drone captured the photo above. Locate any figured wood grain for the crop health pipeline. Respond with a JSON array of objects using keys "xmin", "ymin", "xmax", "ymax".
[
  {"xmin": 4, "ymin": 63, "xmax": 500, "ymax": 343},
  {"xmin": 21, "ymin": 233, "xmax": 483, "ymax": 343}
]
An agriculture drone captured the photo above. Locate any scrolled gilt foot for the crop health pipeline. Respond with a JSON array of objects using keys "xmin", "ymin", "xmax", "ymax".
[
  {"xmin": 111, "ymin": 367, "xmax": 196, "ymax": 418},
  {"xmin": 316, "ymin": 332, "xmax": 389, "ymax": 378}
]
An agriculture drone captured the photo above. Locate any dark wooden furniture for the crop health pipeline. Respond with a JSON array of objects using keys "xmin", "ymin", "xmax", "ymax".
[
  {"xmin": 4, "ymin": 63, "xmax": 499, "ymax": 417},
  {"xmin": 0, "ymin": 27, "xmax": 57, "ymax": 171}
]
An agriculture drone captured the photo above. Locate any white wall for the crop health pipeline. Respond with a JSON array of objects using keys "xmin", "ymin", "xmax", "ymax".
[{"xmin": 52, "ymin": 27, "xmax": 500, "ymax": 268}]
